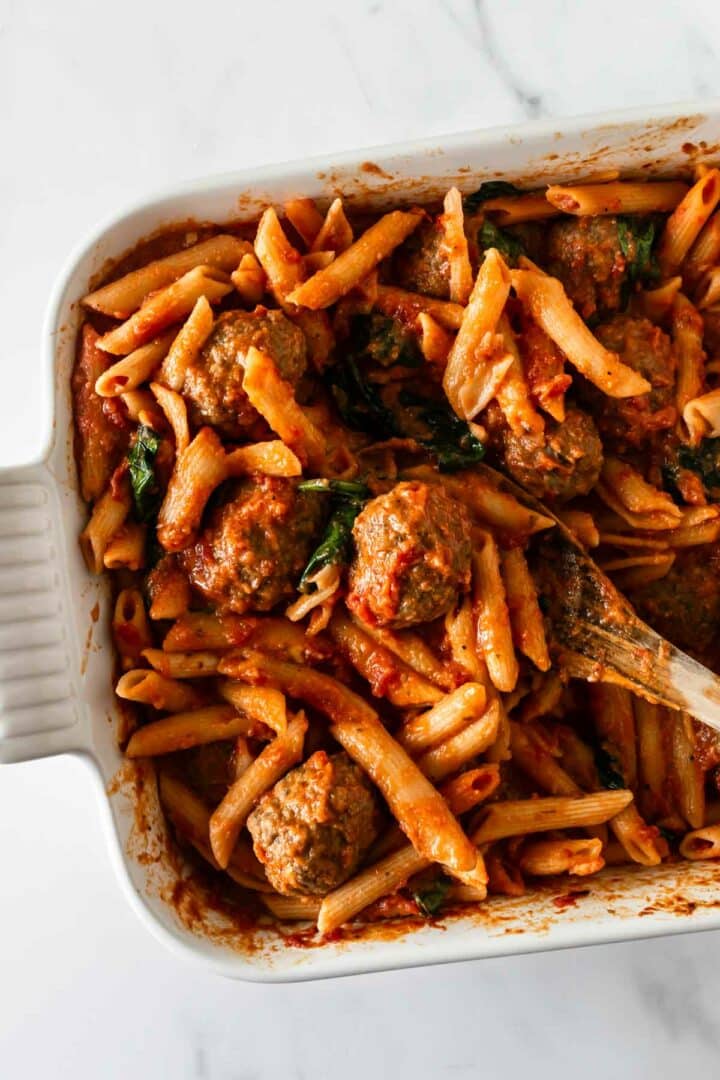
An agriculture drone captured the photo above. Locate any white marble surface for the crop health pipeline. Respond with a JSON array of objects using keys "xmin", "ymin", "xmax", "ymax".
[{"xmin": 3, "ymin": 0, "xmax": 720, "ymax": 1076}]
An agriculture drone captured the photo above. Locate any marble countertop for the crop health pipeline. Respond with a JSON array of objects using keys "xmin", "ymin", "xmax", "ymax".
[{"xmin": 3, "ymin": 1, "xmax": 720, "ymax": 1076}]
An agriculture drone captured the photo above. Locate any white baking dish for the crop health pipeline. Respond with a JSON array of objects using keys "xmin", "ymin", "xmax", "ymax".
[{"xmin": 5, "ymin": 101, "xmax": 720, "ymax": 981}]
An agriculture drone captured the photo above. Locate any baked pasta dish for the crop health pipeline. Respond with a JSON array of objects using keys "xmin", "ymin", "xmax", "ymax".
[{"xmin": 73, "ymin": 170, "xmax": 720, "ymax": 933}]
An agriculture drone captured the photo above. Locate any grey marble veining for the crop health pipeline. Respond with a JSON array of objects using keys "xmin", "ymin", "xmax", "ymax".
[{"xmin": 2, "ymin": 1, "xmax": 720, "ymax": 1077}]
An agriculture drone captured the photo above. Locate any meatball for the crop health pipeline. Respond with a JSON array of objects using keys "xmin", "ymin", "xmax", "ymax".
[
  {"xmin": 174, "ymin": 742, "xmax": 234, "ymax": 806},
  {"xmin": 348, "ymin": 481, "xmax": 472, "ymax": 628},
  {"xmin": 182, "ymin": 309, "xmax": 307, "ymax": 438},
  {"xmin": 629, "ymin": 545, "xmax": 720, "ymax": 657},
  {"xmin": 502, "ymin": 407, "xmax": 603, "ymax": 503},
  {"xmin": 546, "ymin": 216, "xmax": 628, "ymax": 320},
  {"xmin": 593, "ymin": 314, "xmax": 676, "ymax": 450},
  {"xmin": 180, "ymin": 477, "xmax": 324, "ymax": 613},
  {"xmin": 247, "ymin": 751, "xmax": 379, "ymax": 896},
  {"xmin": 392, "ymin": 220, "xmax": 450, "ymax": 298}
]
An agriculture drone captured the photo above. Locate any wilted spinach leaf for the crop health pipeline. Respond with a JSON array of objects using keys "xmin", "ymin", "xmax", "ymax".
[
  {"xmin": 478, "ymin": 219, "xmax": 525, "ymax": 266},
  {"xmin": 127, "ymin": 425, "xmax": 162, "ymax": 523},
  {"xmin": 464, "ymin": 180, "xmax": 522, "ymax": 214},
  {"xmin": 412, "ymin": 876, "xmax": 451, "ymax": 917}
]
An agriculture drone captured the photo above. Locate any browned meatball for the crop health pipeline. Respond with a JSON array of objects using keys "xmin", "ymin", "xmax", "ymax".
[
  {"xmin": 546, "ymin": 216, "xmax": 629, "ymax": 320},
  {"xmin": 593, "ymin": 314, "xmax": 676, "ymax": 450},
  {"xmin": 392, "ymin": 220, "xmax": 450, "ymax": 298},
  {"xmin": 247, "ymin": 751, "xmax": 379, "ymax": 896},
  {"xmin": 183, "ymin": 309, "xmax": 307, "ymax": 438},
  {"xmin": 180, "ymin": 477, "xmax": 324, "ymax": 613},
  {"xmin": 630, "ymin": 545, "xmax": 720, "ymax": 657},
  {"xmin": 502, "ymin": 408, "xmax": 603, "ymax": 503},
  {"xmin": 347, "ymin": 481, "xmax": 472, "ymax": 628}
]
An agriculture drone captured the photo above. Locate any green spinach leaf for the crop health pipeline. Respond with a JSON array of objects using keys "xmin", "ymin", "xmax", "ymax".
[
  {"xmin": 464, "ymin": 181, "xmax": 522, "ymax": 214},
  {"xmin": 297, "ymin": 480, "xmax": 370, "ymax": 592},
  {"xmin": 398, "ymin": 390, "xmax": 485, "ymax": 472},
  {"xmin": 478, "ymin": 219, "xmax": 525, "ymax": 266},
  {"xmin": 412, "ymin": 877, "xmax": 450, "ymax": 917},
  {"xmin": 127, "ymin": 425, "xmax": 162, "ymax": 523}
]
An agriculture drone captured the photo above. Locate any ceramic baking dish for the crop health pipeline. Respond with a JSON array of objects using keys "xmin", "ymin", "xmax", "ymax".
[{"xmin": 4, "ymin": 101, "xmax": 720, "ymax": 981}]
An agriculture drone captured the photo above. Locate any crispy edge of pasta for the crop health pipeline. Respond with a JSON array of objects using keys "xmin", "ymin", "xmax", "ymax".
[
  {"xmin": 112, "ymin": 587, "xmax": 153, "ymax": 669},
  {"xmin": 440, "ymin": 187, "xmax": 473, "ymax": 304},
  {"xmin": 511, "ymin": 268, "xmax": 651, "ymax": 397},
  {"xmin": 328, "ymin": 611, "xmax": 443, "ymax": 708},
  {"xmin": 156, "ymin": 426, "xmax": 228, "ymax": 552},
  {"xmin": 126, "ymin": 704, "xmax": 251, "ymax": 757},
  {"xmin": 96, "ymin": 267, "xmax": 231, "ymax": 356},
  {"xmin": 242, "ymin": 346, "xmax": 326, "ymax": 471},
  {"xmin": 150, "ymin": 381, "xmax": 189, "ymax": 453},
  {"xmin": 374, "ymin": 284, "xmax": 465, "ymax": 330},
  {"xmin": 443, "ymin": 247, "xmax": 511, "ymax": 419},
  {"xmin": 415, "ymin": 700, "xmax": 501, "ymax": 782},
  {"xmin": 398, "ymin": 683, "xmax": 487, "ymax": 754},
  {"xmin": 472, "ymin": 532, "xmax": 518, "ymax": 693},
  {"xmin": 83, "ymin": 235, "xmax": 250, "ymax": 319},
  {"xmin": 95, "ymin": 331, "xmax": 175, "ymax": 396},
  {"xmin": 546, "ymin": 180, "xmax": 688, "ymax": 216},
  {"xmin": 287, "ymin": 210, "xmax": 423, "ymax": 309},
  {"xmin": 518, "ymin": 837, "xmax": 604, "ymax": 877},
  {"xmin": 500, "ymin": 546, "xmax": 550, "ymax": 672},
  {"xmin": 472, "ymin": 790, "xmax": 633, "ymax": 844},
  {"xmin": 658, "ymin": 169, "xmax": 720, "ymax": 276},
  {"xmin": 80, "ymin": 472, "xmax": 132, "ymax": 574},
  {"xmin": 116, "ymin": 668, "xmax": 204, "ymax": 712},
  {"xmin": 209, "ymin": 713, "xmax": 308, "ymax": 868},
  {"xmin": 225, "ymin": 441, "xmax": 303, "ymax": 478},
  {"xmin": 311, "ymin": 197, "xmax": 354, "ymax": 254}
]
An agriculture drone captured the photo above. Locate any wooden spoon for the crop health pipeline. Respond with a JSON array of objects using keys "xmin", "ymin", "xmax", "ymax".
[{"xmin": 476, "ymin": 464, "xmax": 720, "ymax": 732}]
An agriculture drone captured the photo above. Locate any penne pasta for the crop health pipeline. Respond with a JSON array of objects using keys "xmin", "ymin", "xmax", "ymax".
[
  {"xmin": 231, "ymin": 251, "xmax": 266, "ymax": 306},
  {"xmin": 242, "ymin": 346, "xmax": 326, "ymax": 471},
  {"xmin": 494, "ymin": 314, "xmax": 544, "ymax": 436},
  {"xmin": 162, "ymin": 612, "xmax": 254, "ymax": 652},
  {"xmin": 115, "ymin": 669, "xmax": 205, "ymax": 712},
  {"xmin": 329, "ymin": 611, "xmax": 442, "ymax": 708},
  {"xmin": 209, "ymin": 713, "xmax": 308, "ymax": 868},
  {"xmin": 511, "ymin": 269, "xmax": 651, "ymax": 398},
  {"xmin": 481, "ymin": 191, "xmax": 559, "ymax": 225},
  {"xmin": 149, "ymin": 381, "xmax": 189, "ymax": 453},
  {"xmin": 546, "ymin": 180, "xmax": 688, "ymax": 216},
  {"xmin": 112, "ymin": 588, "xmax": 153, "ymax": 670},
  {"xmin": 634, "ymin": 276, "xmax": 683, "ymax": 323},
  {"xmin": 439, "ymin": 764, "xmax": 500, "ymax": 817},
  {"xmin": 126, "ymin": 704, "xmax": 252, "ymax": 758},
  {"xmin": 683, "ymin": 212, "xmax": 720, "ymax": 286},
  {"xmin": 518, "ymin": 837, "xmax": 604, "ymax": 877},
  {"xmin": 254, "ymin": 207, "xmax": 305, "ymax": 305},
  {"xmin": 398, "ymin": 682, "xmax": 487, "ymax": 754},
  {"xmin": 349, "ymin": 616, "xmax": 453, "ymax": 691},
  {"xmin": 318, "ymin": 844, "xmax": 432, "ymax": 935},
  {"xmin": 415, "ymin": 700, "xmax": 501, "ymax": 782},
  {"xmin": 311, "ymin": 198, "xmax": 354, "ymax": 254},
  {"xmin": 374, "ymin": 284, "xmax": 465, "ymax": 330},
  {"xmin": 95, "ymin": 331, "xmax": 175, "ymax": 397},
  {"xmin": 225, "ymin": 441, "xmax": 303, "ymax": 478},
  {"xmin": 657, "ymin": 169, "xmax": 720, "ymax": 277},
  {"xmin": 80, "ymin": 472, "xmax": 132, "ymax": 574},
  {"xmin": 83, "ymin": 235, "xmax": 250, "ymax": 319},
  {"xmin": 601, "ymin": 457, "xmax": 682, "ymax": 519},
  {"xmin": 683, "ymin": 387, "xmax": 720, "ymax": 445},
  {"xmin": 284, "ymin": 197, "xmax": 325, "ymax": 249},
  {"xmin": 472, "ymin": 790, "xmax": 633, "ymax": 844},
  {"xmin": 680, "ymin": 824, "xmax": 720, "ymax": 860},
  {"xmin": 287, "ymin": 210, "xmax": 423, "ymax": 309},
  {"xmin": 472, "ymin": 532, "xmax": 518, "ymax": 693},
  {"xmin": 103, "ymin": 521, "xmax": 146, "ymax": 570},
  {"xmin": 672, "ymin": 293, "xmax": 706, "ymax": 423},
  {"xmin": 668, "ymin": 711, "xmax": 705, "ymax": 829},
  {"xmin": 157, "ymin": 295, "xmax": 215, "ymax": 391},
  {"xmin": 443, "ymin": 248, "xmax": 511, "ymax": 419},
  {"xmin": 142, "ymin": 648, "xmax": 220, "ymax": 678},
  {"xmin": 500, "ymin": 546, "xmax": 550, "ymax": 672},
  {"xmin": 218, "ymin": 680, "xmax": 287, "ymax": 736},
  {"xmin": 263, "ymin": 894, "xmax": 322, "ymax": 921},
  {"xmin": 97, "ymin": 266, "xmax": 231, "ymax": 356},
  {"xmin": 417, "ymin": 312, "xmax": 454, "ymax": 367},
  {"xmin": 157, "ymin": 427, "xmax": 228, "ymax": 552},
  {"xmin": 440, "ymin": 187, "xmax": 473, "ymax": 304}
]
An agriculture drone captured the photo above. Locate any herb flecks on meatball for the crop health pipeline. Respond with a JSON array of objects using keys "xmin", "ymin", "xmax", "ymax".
[
  {"xmin": 247, "ymin": 751, "xmax": 379, "ymax": 896},
  {"xmin": 502, "ymin": 407, "xmax": 604, "ymax": 503},
  {"xmin": 182, "ymin": 309, "xmax": 307, "ymax": 438},
  {"xmin": 348, "ymin": 480, "xmax": 472, "ymax": 629},
  {"xmin": 546, "ymin": 216, "xmax": 629, "ymax": 321},
  {"xmin": 180, "ymin": 476, "xmax": 324, "ymax": 614}
]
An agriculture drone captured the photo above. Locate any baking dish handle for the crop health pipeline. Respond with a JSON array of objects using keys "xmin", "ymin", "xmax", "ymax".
[{"xmin": 0, "ymin": 460, "xmax": 88, "ymax": 764}]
